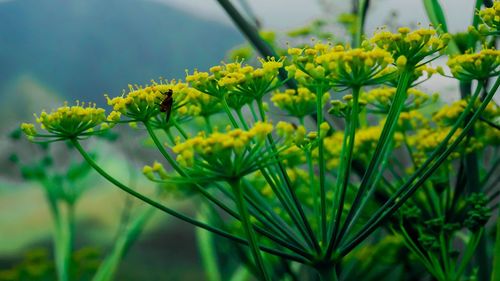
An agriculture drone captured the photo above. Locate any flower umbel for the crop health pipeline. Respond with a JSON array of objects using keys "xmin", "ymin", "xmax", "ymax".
[
  {"xmin": 447, "ymin": 48, "xmax": 500, "ymax": 81},
  {"xmin": 371, "ymin": 27, "xmax": 450, "ymax": 67},
  {"xmin": 172, "ymin": 122, "xmax": 275, "ymax": 179},
  {"xmin": 22, "ymin": 102, "xmax": 108, "ymax": 141}
]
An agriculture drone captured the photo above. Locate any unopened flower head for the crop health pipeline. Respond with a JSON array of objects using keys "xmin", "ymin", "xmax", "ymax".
[
  {"xmin": 447, "ymin": 48, "xmax": 500, "ymax": 81},
  {"xmin": 172, "ymin": 122, "xmax": 274, "ymax": 178},
  {"xmin": 271, "ymin": 87, "xmax": 330, "ymax": 118},
  {"xmin": 22, "ymin": 101, "xmax": 108, "ymax": 140},
  {"xmin": 371, "ymin": 27, "xmax": 450, "ymax": 67}
]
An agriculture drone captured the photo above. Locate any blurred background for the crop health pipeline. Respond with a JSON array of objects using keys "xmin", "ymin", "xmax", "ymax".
[{"xmin": 0, "ymin": 0, "xmax": 477, "ymax": 279}]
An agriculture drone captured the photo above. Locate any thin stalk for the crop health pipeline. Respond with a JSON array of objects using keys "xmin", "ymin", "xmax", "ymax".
[
  {"xmin": 236, "ymin": 108, "xmax": 250, "ymax": 130},
  {"xmin": 336, "ymin": 68, "xmax": 412, "ymax": 246},
  {"xmin": 461, "ymin": 79, "xmax": 490, "ymax": 280},
  {"xmin": 204, "ymin": 115, "xmax": 214, "ymax": 133},
  {"xmin": 300, "ymin": 117, "xmax": 320, "ymax": 238},
  {"xmin": 340, "ymin": 76, "xmax": 499, "ymax": 256},
  {"xmin": 257, "ymin": 98, "xmax": 321, "ymax": 254},
  {"xmin": 146, "ymin": 123, "xmax": 311, "ymax": 255},
  {"xmin": 353, "ymin": 0, "xmax": 369, "ymax": 48},
  {"xmin": 327, "ymin": 86, "xmax": 360, "ymax": 255},
  {"xmin": 54, "ymin": 204, "xmax": 74, "ymax": 281},
  {"xmin": 172, "ymin": 119, "xmax": 188, "ymax": 139},
  {"xmin": 229, "ymin": 178, "xmax": 271, "ymax": 281},
  {"xmin": 215, "ymin": 0, "xmax": 297, "ymax": 90},
  {"xmin": 222, "ymin": 96, "xmax": 240, "ymax": 128},
  {"xmin": 317, "ymin": 266, "xmax": 338, "ymax": 281},
  {"xmin": 72, "ymin": 139, "xmax": 307, "ymax": 263},
  {"xmin": 315, "ymin": 85, "xmax": 328, "ymax": 245},
  {"xmin": 196, "ymin": 205, "xmax": 221, "ymax": 281}
]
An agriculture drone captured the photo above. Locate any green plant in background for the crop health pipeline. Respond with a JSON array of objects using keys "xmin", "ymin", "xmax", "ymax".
[
  {"xmin": 17, "ymin": 1, "xmax": 499, "ymax": 281},
  {"xmin": 3, "ymin": 131, "xmax": 155, "ymax": 281}
]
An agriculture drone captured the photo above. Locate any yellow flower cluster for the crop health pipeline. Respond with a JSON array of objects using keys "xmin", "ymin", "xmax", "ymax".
[
  {"xmin": 186, "ymin": 59, "xmax": 283, "ymax": 100},
  {"xmin": 433, "ymin": 98, "xmax": 499, "ymax": 126},
  {"xmin": 106, "ymin": 81, "xmax": 188, "ymax": 122},
  {"xmin": 22, "ymin": 102, "xmax": 107, "ymax": 139},
  {"xmin": 178, "ymin": 88, "xmax": 222, "ymax": 117},
  {"xmin": 287, "ymin": 43, "xmax": 395, "ymax": 88},
  {"xmin": 407, "ymin": 127, "xmax": 472, "ymax": 162},
  {"xmin": 172, "ymin": 122, "xmax": 273, "ymax": 172},
  {"xmin": 398, "ymin": 110, "xmax": 429, "ymax": 129},
  {"xmin": 478, "ymin": 1, "xmax": 500, "ymax": 33},
  {"xmin": 323, "ymin": 125, "xmax": 403, "ymax": 168},
  {"xmin": 271, "ymin": 87, "xmax": 330, "ymax": 118},
  {"xmin": 363, "ymin": 87, "xmax": 438, "ymax": 112},
  {"xmin": 447, "ymin": 48, "xmax": 500, "ymax": 81},
  {"xmin": 371, "ymin": 27, "xmax": 450, "ymax": 66},
  {"xmin": 276, "ymin": 121, "xmax": 307, "ymax": 145}
]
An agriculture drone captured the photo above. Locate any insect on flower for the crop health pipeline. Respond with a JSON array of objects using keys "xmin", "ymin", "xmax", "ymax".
[{"xmin": 159, "ymin": 89, "xmax": 174, "ymax": 124}]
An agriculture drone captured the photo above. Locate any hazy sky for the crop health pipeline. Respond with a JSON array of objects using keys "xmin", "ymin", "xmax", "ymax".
[{"xmin": 151, "ymin": 0, "xmax": 475, "ymax": 32}]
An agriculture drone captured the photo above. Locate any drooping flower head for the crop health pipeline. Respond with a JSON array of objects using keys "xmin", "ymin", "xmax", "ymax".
[{"xmin": 21, "ymin": 101, "xmax": 108, "ymax": 141}]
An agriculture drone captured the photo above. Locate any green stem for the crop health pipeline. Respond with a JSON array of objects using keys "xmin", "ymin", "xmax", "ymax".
[
  {"xmin": 222, "ymin": 96, "xmax": 239, "ymax": 128},
  {"xmin": 204, "ymin": 115, "xmax": 213, "ymax": 133},
  {"xmin": 315, "ymin": 85, "xmax": 327, "ymax": 246},
  {"xmin": 146, "ymin": 123, "xmax": 310, "ymax": 256},
  {"xmin": 340, "ymin": 76, "xmax": 500, "ymax": 256},
  {"xmin": 336, "ymin": 68, "xmax": 412, "ymax": 244},
  {"xmin": 54, "ymin": 204, "xmax": 74, "ymax": 281},
  {"xmin": 230, "ymin": 178, "xmax": 271, "ymax": 281},
  {"xmin": 196, "ymin": 205, "xmax": 221, "ymax": 281},
  {"xmin": 92, "ymin": 207, "xmax": 156, "ymax": 281},
  {"xmin": 317, "ymin": 265, "xmax": 338, "ymax": 281},
  {"xmin": 257, "ymin": 98, "xmax": 321, "ymax": 253},
  {"xmin": 71, "ymin": 139, "xmax": 308, "ymax": 263},
  {"xmin": 236, "ymin": 108, "xmax": 250, "ymax": 130},
  {"xmin": 327, "ymin": 86, "xmax": 360, "ymax": 255},
  {"xmin": 215, "ymin": 0, "xmax": 297, "ymax": 90},
  {"xmin": 353, "ymin": 0, "xmax": 369, "ymax": 48}
]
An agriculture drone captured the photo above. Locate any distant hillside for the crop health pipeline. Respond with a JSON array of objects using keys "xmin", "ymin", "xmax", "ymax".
[{"xmin": 0, "ymin": 0, "xmax": 243, "ymax": 102}]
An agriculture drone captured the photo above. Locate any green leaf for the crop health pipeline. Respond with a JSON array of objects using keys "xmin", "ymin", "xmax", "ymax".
[{"xmin": 423, "ymin": 0, "xmax": 448, "ymax": 32}]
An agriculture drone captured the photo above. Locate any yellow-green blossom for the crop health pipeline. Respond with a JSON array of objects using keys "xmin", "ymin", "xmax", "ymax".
[
  {"xmin": 172, "ymin": 122, "xmax": 274, "ymax": 178},
  {"xmin": 187, "ymin": 59, "xmax": 284, "ymax": 102},
  {"xmin": 105, "ymin": 81, "xmax": 188, "ymax": 122},
  {"xmin": 407, "ymin": 127, "xmax": 479, "ymax": 164},
  {"xmin": 271, "ymin": 87, "xmax": 330, "ymax": 118},
  {"xmin": 287, "ymin": 43, "xmax": 396, "ymax": 89},
  {"xmin": 371, "ymin": 27, "xmax": 450, "ymax": 67},
  {"xmin": 478, "ymin": 1, "xmax": 500, "ymax": 34},
  {"xmin": 22, "ymin": 102, "xmax": 108, "ymax": 140},
  {"xmin": 447, "ymin": 48, "xmax": 500, "ymax": 81},
  {"xmin": 363, "ymin": 87, "xmax": 438, "ymax": 113}
]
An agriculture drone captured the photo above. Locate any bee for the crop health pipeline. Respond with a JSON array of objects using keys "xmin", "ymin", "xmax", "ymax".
[{"xmin": 159, "ymin": 89, "xmax": 174, "ymax": 124}]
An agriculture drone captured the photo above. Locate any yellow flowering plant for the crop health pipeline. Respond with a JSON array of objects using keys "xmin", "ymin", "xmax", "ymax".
[{"xmin": 19, "ymin": 1, "xmax": 500, "ymax": 280}]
